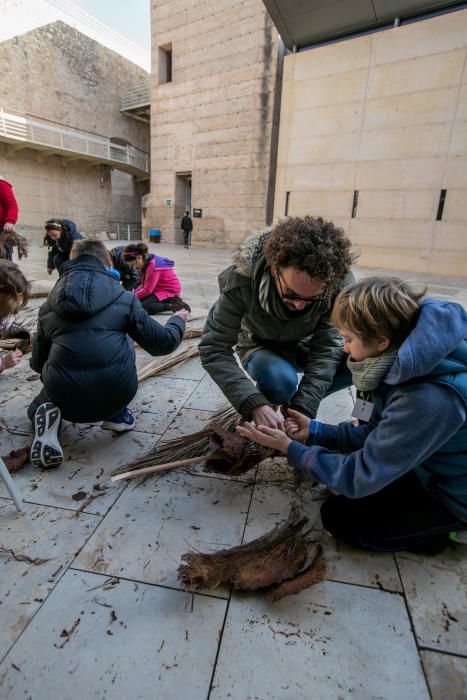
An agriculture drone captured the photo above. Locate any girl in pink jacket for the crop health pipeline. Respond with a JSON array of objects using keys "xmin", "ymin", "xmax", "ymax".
[{"xmin": 123, "ymin": 242, "xmax": 190, "ymax": 314}]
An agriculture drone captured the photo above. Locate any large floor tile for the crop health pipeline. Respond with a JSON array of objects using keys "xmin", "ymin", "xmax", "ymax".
[
  {"xmin": 185, "ymin": 374, "xmax": 229, "ymax": 411},
  {"xmin": 244, "ymin": 481, "xmax": 322, "ymax": 540},
  {"xmin": 129, "ymin": 375, "xmax": 199, "ymax": 433},
  {"xmin": 211, "ymin": 581, "xmax": 429, "ymax": 700},
  {"xmin": 0, "ymin": 501, "xmax": 99, "ymax": 661},
  {"xmin": 396, "ymin": 547, "xmax": 467, "ymax": 655},
  {"xmin": 74, "ymin": 470, "xmax": 252, "ymax": 593},
  {"xmin": 0, "ymin": 570, "xmax": 226, "ymax": 700},
  {"xmin": 312, "ymin": 528, "xmax": 402, "ymax": 592},
  {"xmin": 420, "ymin": 650, "xmax": 467, "ymax": 700},
  {"xmin": 0, "ymin": 425, "xmax": 147, "ymax": 515}
]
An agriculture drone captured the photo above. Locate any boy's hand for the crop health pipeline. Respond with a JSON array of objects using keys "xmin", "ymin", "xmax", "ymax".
[
  {"xmin": 236, "ymin": 422, "xmax": 291, "ymax": 454},
  {"xmin": 3, "ymin": 223, "xmax": 14, "ymax": 233},
  {"xmin": 3, "ymin": 349, "xmax": 23, "ymax": 369},
  {"xmin": 175, "ymin": 309, "xmax": 189, "ymax": 322},
  {"xmin": 284, "ymin": 408, "xmax": 311, "ymax": 443}
]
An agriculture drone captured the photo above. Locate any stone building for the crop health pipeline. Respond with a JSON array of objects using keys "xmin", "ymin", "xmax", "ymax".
[
  {"xmin": 144, "ymin": 0, "xmax": 281, "ymax": 247},
  {"xmin": 271, "ymin": 4, "xmax": 467, "ymax": 276},
  {"xmin": 0, "ymin": 19, "xmax": 150, "ymax": 241}
]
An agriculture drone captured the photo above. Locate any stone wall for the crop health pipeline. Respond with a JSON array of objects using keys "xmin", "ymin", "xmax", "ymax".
[
  {"xmin": 0, "ymin": 21, "xmax": 149, "ymax": 240},
  {"xmin": 274, "ymin": 9, "xmax": 467, "ymax": 276},
  {"xmin": 144, "ymin": 0, "xmax": 279, "ymax": 247}
]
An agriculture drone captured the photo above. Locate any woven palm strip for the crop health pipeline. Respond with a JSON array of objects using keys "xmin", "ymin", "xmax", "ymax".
[
  {"xmin": 137, "ymin": 345, "xmax": 199, "ymax": 382},
  {"xmin": 110, "ymin": 403, "xmax": 240, "ymax": 476},
  {"xmin": 183, "ymin": 328, "xmax": 202, "ymax": 340},
  {"xmin": 29, "ymin": 290, "xmax": 50, "ymax": 299}
]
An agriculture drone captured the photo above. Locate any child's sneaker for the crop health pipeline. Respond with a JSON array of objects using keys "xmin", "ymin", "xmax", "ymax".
[
  {"xmin": 101, "ymin": 407, "xmax": 135, "ymax": 432},
  {"xmin": 31, "ymin": 402, "xmax": 63, "ymax": 468}
]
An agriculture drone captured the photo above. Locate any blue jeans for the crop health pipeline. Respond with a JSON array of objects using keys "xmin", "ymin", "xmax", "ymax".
[{"xmin": 244, "ymin": 348, "xmax": 352, "ymax": 405}]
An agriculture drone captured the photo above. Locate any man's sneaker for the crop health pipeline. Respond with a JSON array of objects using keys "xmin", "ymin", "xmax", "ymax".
[
  {"xmin": 31, "ymin": 402, "xmax": 63, "ymax": 468},
  {"xmin": 101, "ymin": 407, "xmax": 135, "ymax": 432},
  {"xmin": 170, "ymin": 296, "xmax": 191, "ymax": 313}
]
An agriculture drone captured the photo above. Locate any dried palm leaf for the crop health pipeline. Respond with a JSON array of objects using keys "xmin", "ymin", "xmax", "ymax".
[
  {"xmin": 183, "ymin": 328, "xmax": 202, "ymax": 340},
  {"xmin": 178, "ymin": 505, "xmax": 326, "ymax": 600},
  {"xmin": 110, "ymin": 403, "xmax": 240, "ymax": 476},
  {"xmin": 137, "ymin": 345, "xmax": 199, "ymax": 382},
  {"xmin": 0, "ymin": 230, "xmax": 28, "ymax": 260},
  {"xmin": 3, "ymin": 446, "xmax": 30, "ymax": 472}
]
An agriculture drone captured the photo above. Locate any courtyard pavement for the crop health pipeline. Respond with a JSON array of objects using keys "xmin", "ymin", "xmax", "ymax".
[{"xmin": 0, "ymin": 240, "xmax": 466, "ymax": 699}]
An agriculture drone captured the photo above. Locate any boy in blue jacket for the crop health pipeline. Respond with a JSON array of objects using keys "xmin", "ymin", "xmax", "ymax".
[
  {"xmin": 238, "ymin": 276, "xmax": 467, "ymax": 554},
  {"xmin": 29, "ymin": 240, "xmax": 188, "ymax": 469}
]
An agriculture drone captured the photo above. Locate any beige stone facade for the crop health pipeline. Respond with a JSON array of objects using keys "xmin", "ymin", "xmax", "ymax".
[
  {"xmin": 144, "ymin": 0, "xmax": 279, "ymax": 247},
  {"xmin": 0, "ymin": 21, "xmax": 149, "ymax": 240},
  {"xmin": 274, "ymin": 9, "xmax": 467, "ymax": 276}
]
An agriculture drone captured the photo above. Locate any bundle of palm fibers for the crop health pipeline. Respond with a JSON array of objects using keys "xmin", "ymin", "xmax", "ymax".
[
  {"xmin": 110, "ymin": 402, "xmax": 240, "ymax": 477},
  {"xmin": 137, "ymin": 345, "xmax": 199, "ymax": 382},
  {"xmin": 0, "ymin": 337, "xmax": 30, "ymax": 352},
  {"xmin": 0, "ymin": 230, "xmax": 28, "ymax": 260},
  {"xmin": 178, "ymin": 504, "xmax": 327, "ymax": 601}
]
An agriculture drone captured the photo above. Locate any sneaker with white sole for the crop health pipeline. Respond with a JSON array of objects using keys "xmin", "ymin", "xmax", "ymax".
[
  {"xmin": 101, "ymin": 407, "xmax": 135, "ymax": 432},
  {"xmin": 31, "ymin": 402, "xmax": 63, "ymax": 468}
]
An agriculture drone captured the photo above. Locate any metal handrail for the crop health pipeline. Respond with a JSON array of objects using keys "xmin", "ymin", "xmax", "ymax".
[{"xmin": 0, "ymin": 109, "xmax": 149, "ymax": 173}]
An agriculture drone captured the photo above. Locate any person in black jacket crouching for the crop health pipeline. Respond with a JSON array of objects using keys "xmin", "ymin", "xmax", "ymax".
[{"xmin": 28, "ymin": 239, "xmax": 189, "ymax": 468}]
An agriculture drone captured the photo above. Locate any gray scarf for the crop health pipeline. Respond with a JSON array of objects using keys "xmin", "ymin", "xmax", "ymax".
[{"xmin": 347, "ymin": 350, "xmax": 398, "ymax": 392}]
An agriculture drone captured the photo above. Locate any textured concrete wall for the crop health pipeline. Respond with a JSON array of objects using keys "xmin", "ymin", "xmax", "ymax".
[
  {"xmin": 0, "ymin": 21, "xmax": 149, "ymax": 239},
  {"xmin": 145, "ymin": 0, "xmax": 279, "ymax": 247},
  {"xmin": 274, "ymin": 9, "xmax": 467, "ymax": 276}
]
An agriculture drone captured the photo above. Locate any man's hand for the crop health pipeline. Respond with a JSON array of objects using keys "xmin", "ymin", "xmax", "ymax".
[
  {"xmin": 251, "ymin": 405, "xmax": 284, "ymax": 430},
  {"xmin": 175, "ymin": 309, "xmax": 189, "ymax": 322},
  {"xmin": 47, "ymin": 268, "xmax": 53, "ymax": 275},
  {"xmin": 236, "ymin": 422, "xmax": 291, "ymax": 454},
  {"xmin": 3, "ymin": 349, "xmax": 23, "ymax": 369},
  {"xmin": 284, "ymin": 408, "xmax": 311, "ymax": 443},
  {"xmin": 3, "ymin": 223, "xmax": 14, "ymax": 233}
]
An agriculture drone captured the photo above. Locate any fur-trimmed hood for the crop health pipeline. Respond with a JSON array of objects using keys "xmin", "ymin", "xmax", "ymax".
[{"xmin": 231, "ymin": 228, "xmax": 271, "ymax": 278}]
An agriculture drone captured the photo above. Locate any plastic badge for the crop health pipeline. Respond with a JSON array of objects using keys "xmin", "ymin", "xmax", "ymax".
[{"xmin": 351, "ymin": 398, "xmax": 374, "ymax": 422}]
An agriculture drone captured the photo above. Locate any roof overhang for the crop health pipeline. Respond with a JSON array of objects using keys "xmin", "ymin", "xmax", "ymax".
[{"xmin": 262, "ymin": 1, "xmax": 465, "ymax": 50}]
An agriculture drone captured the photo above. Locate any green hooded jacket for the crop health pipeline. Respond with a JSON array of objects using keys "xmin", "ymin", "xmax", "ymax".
[{"xmin": 199, "ymin": 231, "xmax": 354, "ymax": 419}]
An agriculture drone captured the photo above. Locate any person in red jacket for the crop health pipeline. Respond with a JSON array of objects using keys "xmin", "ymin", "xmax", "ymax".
[{"xmin": 0, "ymin": 177, "xmax": 19, "ymax": 261}]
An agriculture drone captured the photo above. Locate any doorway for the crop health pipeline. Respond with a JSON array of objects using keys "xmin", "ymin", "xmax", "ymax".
[{"xmin": 175, "ymin": 172, "xmax": 192, "ymax": 245}]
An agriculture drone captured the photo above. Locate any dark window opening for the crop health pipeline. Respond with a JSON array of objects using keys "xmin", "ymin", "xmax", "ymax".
[
  {"xmin": 436, "ymin": 189, "xmax": 447, "ymax": 221},
  {"xmin": 285, "ymin": 191, "xmax": 290, "ymax": 216},
  {"xmin": 351, "ymin": 190, "xmax": 359, "ymax": 218},
  {"xmin": 159, "ymin": 44, "xmax": 172, "ymax": 84}
]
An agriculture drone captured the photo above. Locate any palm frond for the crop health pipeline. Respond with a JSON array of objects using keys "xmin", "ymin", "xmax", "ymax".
[{"xmin": 110, "ymin": 402, "xmax": 240, "ymax": 476}]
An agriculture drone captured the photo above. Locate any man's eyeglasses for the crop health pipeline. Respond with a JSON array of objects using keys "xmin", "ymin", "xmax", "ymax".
[{"xmin": 276, "ymin": 270, "xmax": 327, "ymax": 303}]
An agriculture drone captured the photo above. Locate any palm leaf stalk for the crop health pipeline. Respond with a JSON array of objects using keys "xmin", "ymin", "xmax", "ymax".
[{"xmin": 137, "ymin": 345, "xmax": 199, "ymax": 382}]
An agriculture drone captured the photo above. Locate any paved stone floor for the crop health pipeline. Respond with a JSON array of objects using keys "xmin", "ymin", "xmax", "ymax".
[{"xmin": 0, "ymin": 241, "xmax": 466, "ymax": 699}]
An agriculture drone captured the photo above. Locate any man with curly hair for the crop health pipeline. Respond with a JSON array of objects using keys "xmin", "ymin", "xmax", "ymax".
[{"xmin": 199, "ymin": 216, "xmax": 354, "ymax": 428}]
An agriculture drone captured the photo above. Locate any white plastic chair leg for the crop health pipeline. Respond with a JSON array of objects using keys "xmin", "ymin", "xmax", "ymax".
[{"xmin": 0, "ymin": 458, "xmax": 23, "ymax": 512}]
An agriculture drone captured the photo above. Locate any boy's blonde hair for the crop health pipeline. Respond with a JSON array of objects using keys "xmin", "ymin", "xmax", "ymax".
[{"xmin": 332, "ymin": 276, "xmax": 425, "ymax": 348}]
